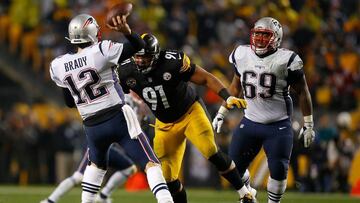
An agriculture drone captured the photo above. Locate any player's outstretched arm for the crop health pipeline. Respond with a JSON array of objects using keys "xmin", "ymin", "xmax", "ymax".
[
  {"xmin": 291, "ymin": 75, "xmax": 315, "ymax": 147},
  {"xmin": 190, "ymin": 65, "xmax": 246, "ymax": 109}
]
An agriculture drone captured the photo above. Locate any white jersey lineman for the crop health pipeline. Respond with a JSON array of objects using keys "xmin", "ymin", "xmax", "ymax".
[
  {"xmin": 50, "ymin": 40, "xmax": 126, "ymax": 120},
  {"xmin": 229, "ymin": 45, "xmax": 303, "ymax": 124}
]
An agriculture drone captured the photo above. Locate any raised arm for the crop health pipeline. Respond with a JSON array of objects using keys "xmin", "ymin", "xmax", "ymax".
[
  {"xmin": 106, "ymin": 15, "xmax": 145, "ymax": 62},
  {"xmin": 118, "ymin": 33, "xmax": 145, "ymax": 62}
]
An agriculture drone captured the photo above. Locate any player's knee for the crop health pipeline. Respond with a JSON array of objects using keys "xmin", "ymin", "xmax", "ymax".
[
  {"xmin": 208, "ymin": 151, "xmax": 234, "ymax": 172},
  {"xmin": 145, "ymin": 161, "xmax": 161, "ymax": 172},
  {"xmin": 268, "ymin": 159, "xmax": 289, "ymax": 180},
  {"xmin": 71, "ymin": 171, "xmax": 83, "ymax": 184}
]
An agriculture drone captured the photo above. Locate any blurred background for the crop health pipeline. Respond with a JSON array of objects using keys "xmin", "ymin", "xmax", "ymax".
[{"xmin": 0, "ymin": 0, "xmax": 359, "ymax": 196}]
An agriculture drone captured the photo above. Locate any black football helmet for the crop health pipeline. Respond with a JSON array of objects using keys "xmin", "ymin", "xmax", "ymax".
[{"xmin": 134, "ymin": 33, "xmax": 160, "ymax": 74}]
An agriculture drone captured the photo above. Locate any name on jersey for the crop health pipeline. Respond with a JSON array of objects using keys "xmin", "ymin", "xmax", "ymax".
[{"xmin": 64, "ymin": 56, "xmax": 87, "ymax": 72}]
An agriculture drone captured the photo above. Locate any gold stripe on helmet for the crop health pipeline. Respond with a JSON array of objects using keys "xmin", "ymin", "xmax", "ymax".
[{"xmin": 141, "ymin": 33, "xmax": 148, "ymax": 39}]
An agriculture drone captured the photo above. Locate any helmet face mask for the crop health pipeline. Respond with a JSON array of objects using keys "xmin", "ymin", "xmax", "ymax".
[
  {"xmin": 250, "ymin": 17, "xmax": 283, "ymax": 55},
  {"xmin": 134, "ymin": 34, "xmax": 160, "ymax": 74},
  {"xmin": 66, "ymin": 14, "xmax": 101, "ymax": 44},
  {"xmin": 134, "ymin": 53, "xmax": 157, "ymax": 74}
]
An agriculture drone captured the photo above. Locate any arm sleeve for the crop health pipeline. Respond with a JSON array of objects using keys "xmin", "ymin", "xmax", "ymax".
[
  {"xmin": 62, "ymin": 88, "xmax": 76, "ymax": 108},
  {"xmin": 49, "ymin": 63, "xmax": 66, "ymax": 88},
  {"xmin": 118, "ymin": 32, "xmax": 145, "ymax": 63},
  {"xmin": 100, "ymin": 40, "xmax": 124, "ymax": 65},
  {"xmin": 287, "ymin": 53, "xmax": 304, "ymax": 85},
  {"xmin": 117, "ymin": 60, "xmax": 132, "ymax": 94}
]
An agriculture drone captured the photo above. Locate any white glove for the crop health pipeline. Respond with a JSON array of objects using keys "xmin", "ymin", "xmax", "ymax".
[
  {"xmin": 298, "ymin": 115, "xmax": 315, "ymax": 148},
  {"xmin": 212, "ymin": 106, "xmax": 229, "ymax": 133}
]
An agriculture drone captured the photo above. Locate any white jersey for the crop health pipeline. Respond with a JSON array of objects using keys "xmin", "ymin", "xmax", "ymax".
[
  {"xmin": 229, "ymin": 45, "xmax": 304, "ymax": 124},
  {"xmin": 50, "ymin": 40, "xmax": 126, "ymax": 120}
]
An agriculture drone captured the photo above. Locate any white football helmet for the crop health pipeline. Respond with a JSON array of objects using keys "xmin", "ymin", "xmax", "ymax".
[
  {"xmin": 250, "ymin": 17, "xmax": 283, "ymax": 55},
  {"xmin": 66, "ymin": 14, "xmax": 100, "ymax": 44}
]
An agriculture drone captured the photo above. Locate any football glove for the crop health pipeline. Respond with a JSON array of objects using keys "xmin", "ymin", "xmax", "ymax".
[
  {"xmin": 298, "ymin": 116, "xmax": 315, "ymax": 148},
  {"xmin": 226, "ymin": 96, "xmax": 247, "ymax": 109},
  {"xmin": 212, "ymin": 106, "xmax": 229, "ymax": 133}
]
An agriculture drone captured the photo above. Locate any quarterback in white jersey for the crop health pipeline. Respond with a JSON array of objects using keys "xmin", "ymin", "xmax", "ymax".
[
  {"xmin": 50, "ymin": 39, "xmax": 126, "ymax": 120},
  {"xmin": 49, "ymin": 14, "xmax": 173, "ymax": 203},
  {"xmin": 212, "ymin": 17, "xmax": 315, "ymax": 203}
]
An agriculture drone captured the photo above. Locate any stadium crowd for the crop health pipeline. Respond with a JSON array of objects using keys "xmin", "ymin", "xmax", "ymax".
[{"xmin": 0, "ymin": 0, "xmax": 359, "ymax": 194}]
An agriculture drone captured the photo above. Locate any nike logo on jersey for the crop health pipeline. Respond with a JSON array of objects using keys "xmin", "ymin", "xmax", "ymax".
[
  {"xmin": 279, "ymin": 126, "xmax": 287, "ymax": 130},
  {"xmin": 64, "ymin": 56, "xmax": 87, "ymax": 72}
]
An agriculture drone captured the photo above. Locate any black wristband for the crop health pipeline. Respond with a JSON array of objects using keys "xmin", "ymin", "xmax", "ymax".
[{"xmin": 218, "ymin": 88, "xmax": 231, "ymax": 101}]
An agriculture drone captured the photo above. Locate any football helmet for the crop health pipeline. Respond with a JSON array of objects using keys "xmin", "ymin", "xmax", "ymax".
[
  {"xmin": 250, "ymin": 17, "xmax": 283, "ymax": 55},
  {"xmin": 66, "ymin": 14, "xmax": 101, "ymax": 44},
  {"xmin": 134, "ymin": 33, "xmax": 160, "ymax": 74}
]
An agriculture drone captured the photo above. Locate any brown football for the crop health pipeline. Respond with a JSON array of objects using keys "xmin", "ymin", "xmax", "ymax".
[{"xmin": 106, "ymin": 2, "xmax": 133, "ymax": 26}]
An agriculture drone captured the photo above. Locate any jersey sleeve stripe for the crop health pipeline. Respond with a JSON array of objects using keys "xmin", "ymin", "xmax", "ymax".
[
  {"xmin": 286, "ymin": 52, "xmax": 297, "ymax": 68},
  {"xmin": 50, "ymin": 64, "xmax": 55, "ymax": 76},
  {"xmin": 233, "ymin": 64, "xmax": 240, "ymax": 76},
  {"xmin": 180, "ymin": 54, "xmax": 191, "ymax": 73},
  {"xmin": 230, "ymin": 48, "xmax": 241, "ymax": 76},
  {"xmin": 98, "ymin": 41, "xmax": 104, "ymax": 56},
  {"xmin": 230, "ymin": 49, "xmax": 237, "ymax": 66}
]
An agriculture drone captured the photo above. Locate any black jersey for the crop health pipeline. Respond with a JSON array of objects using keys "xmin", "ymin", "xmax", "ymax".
[{"xmin": 118, "ymin": 50, "xmax": 198, "ymax": 123}]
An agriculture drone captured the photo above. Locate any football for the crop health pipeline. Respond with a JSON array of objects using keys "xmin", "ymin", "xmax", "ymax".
[{"xmin": 106, "ymin": 2, "xmax": 133, "ymax": 26}]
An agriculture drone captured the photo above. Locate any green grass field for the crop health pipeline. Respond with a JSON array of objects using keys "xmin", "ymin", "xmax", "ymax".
[{"xmin": 0, "ymin": 185, "xmax": 359, "ymax": 203}]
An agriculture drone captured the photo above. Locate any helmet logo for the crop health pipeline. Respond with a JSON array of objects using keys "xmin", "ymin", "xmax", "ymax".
[
  {"xmin": 82, "ymin": 18, "xmax": 93, "ymax": 28},
  {"xmin": 163, "ymin": 72, "xmax": 172, "ymax": 81},
  {"xmin": 126, "ymin": 78, "xmax": 136, "ymax": 88}
]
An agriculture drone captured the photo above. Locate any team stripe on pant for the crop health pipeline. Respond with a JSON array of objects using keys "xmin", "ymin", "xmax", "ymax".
[
  {"xmin": 77, "ymin": 149, "xmax": 89, "ymax": 174},
  {"xmin": 268, "ymin": 190, "xmax": 282, "ymax": 203},
  {"xmin": 151, "ymin": 182, "xmax": 169, "ymax": 196},
  {"xmin": 81, "ymin": 181, "xmax": 101, "ymax": 194},
  {"xmin": 138, "ymin": 133, "xmax": 160, "ymax": 164}
]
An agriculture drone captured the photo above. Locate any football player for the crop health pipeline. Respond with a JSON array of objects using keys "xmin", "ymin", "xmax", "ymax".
[
  {"xmin": 212, "ymin": 17, "xmax": 315, "ymax": 203},
  {"xmin": 118, "ymin": 33, "xmax": 255, "ymax": 203},
  {"xmin": 49, "ymin": 14, "xmax": 173, "ymax": 203}
]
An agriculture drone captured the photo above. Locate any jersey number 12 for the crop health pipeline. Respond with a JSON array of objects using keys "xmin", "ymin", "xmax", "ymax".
[{"xmin": 64, "ymin": 69, "xmax": 108, "ymax": 104}]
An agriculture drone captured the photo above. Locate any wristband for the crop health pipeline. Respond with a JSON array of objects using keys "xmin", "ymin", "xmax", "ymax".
[
  {"xmin": 304, "ymin": 115, "xmax": 313, "ymax": 128},
  {"xmin": 218, "ymin": 106, "xmax": 229, "ymax": 115},
  {"xmin": 304, "ymin": 115, "xmax": 313, "ymax": 123},
  {"xmin": 218, "ymin": 88, "xmax": 231, "ymax": 101}
]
